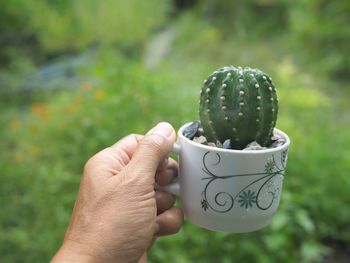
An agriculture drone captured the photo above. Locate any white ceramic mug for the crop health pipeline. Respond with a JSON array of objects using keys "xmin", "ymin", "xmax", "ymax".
[{"xmin": 159, "ymin": 122, "xmax": 290, "ymax": 233}]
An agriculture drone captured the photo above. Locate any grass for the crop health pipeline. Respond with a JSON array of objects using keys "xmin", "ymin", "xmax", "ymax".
[{"xmin": 1, "ymin": 10, "xmax": 350, "ymax": 263}]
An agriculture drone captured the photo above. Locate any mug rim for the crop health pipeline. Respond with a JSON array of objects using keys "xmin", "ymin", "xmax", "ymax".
[{"xmin": 178, "ymin": 121, "xmax": 290, "ymax": 155}]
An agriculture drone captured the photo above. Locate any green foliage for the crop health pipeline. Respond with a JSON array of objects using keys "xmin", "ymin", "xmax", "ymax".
[
  {"xmin": 196, "ymin": 0, "xmax": 288, "ymax": 38},
  {"xmin": 199, "ymin": 66, "xmax": 278, "ymax": 149},
  {"xmin": 287, "ymin": 0, "xmax": 350, "ymax": 79},
  {"xmin": 27, "ymin": 0, "xmax": 172, "ymax": 52},
  {"xmin": 1, "ymin": 1, "xmax": 350, "ymax": 262},
  {"xmin": 192, "ymin": 0, "xmax": 350, "ymax": 80},
  {"xmin": 0, "ymin": 50, "xmax": 196, "ymax": 262},
  {"xmin": 0, "ymin": 0, "xmax": 172, "ymax": 63},
  {"xmin": 0, "ymin": 0, "xmax": 30, "ymax": 32},
  {"xmin": 0, "ymin": 0, "xmax": 34, "ymax": 64}
]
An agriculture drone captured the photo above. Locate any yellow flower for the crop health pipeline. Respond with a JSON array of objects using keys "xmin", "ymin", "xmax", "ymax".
[
  {"xmin": 94, "ymin": 90, "xmax": 107, "ymax": 101},
  {"xmin": 28, "ymin": 145, "xmax": 39, "ymax": 157},
  {"xmin": 9, "ymin": 118, "xmax": 21, "ymax": 130},
  {"xmin": 28, "ymin": 123, "xmax": 38, "ymax": 134}
]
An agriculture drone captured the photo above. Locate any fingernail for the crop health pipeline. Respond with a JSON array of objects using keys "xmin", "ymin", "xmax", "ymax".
[{"xmin": 147, "ymin": 122, "xmax": 173, "ymax": 138}]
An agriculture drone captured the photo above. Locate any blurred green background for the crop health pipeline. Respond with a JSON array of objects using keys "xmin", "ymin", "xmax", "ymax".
[{"xmin": 0, "ymin": 0, "xmax": 349, "ymax": 262}]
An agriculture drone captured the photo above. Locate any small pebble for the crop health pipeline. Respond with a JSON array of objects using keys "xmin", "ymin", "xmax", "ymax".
[
  {"xmin": 198, "ymin": 127, "xmax": 204, "ymax": 135},
  {"xmin": 270, "ymin": 134, "xmax": 282, "ymax": 143},
  {"xmin": 243, "ymin": 141, "xmax": 267, "ymax": 151},
  {"xmin": 207, "ymin": 142, "xmax": 216, "ymax": 147},
  {"xmin": 183, "ymin": 121, "xmax": 200, "ymax": 140},
  {"xmin": 188, "ymin": 123, "xmax": 285, "ymax": 150},
  {"xmin": 193, "ymin": 136, "xmax": 208, "ymax": 145},
  {"xmin": 269, "ymin": 133, "xmax": 286, "ymax": 148},
  {"xmin": 269, "ymin": 138, "xmax": 286, "ymax": 148},
  {"xmin": 216, "ymin": 140, "xmax": 223, "ymax": 148},
  {"xmin": 223, "ymin": 139, "xmax": 232, "ymax": 149}
]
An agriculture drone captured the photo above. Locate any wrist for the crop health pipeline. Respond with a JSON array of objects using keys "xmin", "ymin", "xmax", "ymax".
[{"xmin": 52, "ymin": 239, "xmax": 98, "ymax": 263}]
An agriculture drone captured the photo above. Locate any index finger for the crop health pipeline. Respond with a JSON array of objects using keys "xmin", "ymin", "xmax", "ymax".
[
  {"xmin": 107, "ymin": 134, "xmax": 144, "ymax": 171},
  {"xmin": 85, "ymin": 134, "xmax": 144, "ymax": 177}
]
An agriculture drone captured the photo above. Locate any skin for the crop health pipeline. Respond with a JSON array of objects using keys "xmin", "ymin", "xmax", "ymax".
[{"xmin": 52, "ymin": 122, "xmax": 184, "ymax": 263}]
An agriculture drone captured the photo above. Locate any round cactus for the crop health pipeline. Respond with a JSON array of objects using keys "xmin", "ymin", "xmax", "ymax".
[{"xmin": 199, "ymin": 65, "xmax": 278, "ymax": 149}]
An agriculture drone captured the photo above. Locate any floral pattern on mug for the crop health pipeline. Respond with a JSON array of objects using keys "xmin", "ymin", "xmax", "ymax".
[{"xmin": 200, "ymin": 149, "xmax": 288, "ymax": 213}]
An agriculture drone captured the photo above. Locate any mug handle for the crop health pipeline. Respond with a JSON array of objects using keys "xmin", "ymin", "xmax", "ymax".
[{"xmin": 155, "ymin": 142, "xmax": 181, "ymax": 196}]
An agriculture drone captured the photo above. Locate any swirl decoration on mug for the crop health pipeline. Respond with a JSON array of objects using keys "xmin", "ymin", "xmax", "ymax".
[{"xmin": 201, "ymin": 150, "xmax": 288, "ymax": 213}]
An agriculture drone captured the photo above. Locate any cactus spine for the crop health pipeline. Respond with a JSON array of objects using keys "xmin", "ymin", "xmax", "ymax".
[{"xmin": 199, "ymin": 65, "xmax": 278, "ymax": 149}]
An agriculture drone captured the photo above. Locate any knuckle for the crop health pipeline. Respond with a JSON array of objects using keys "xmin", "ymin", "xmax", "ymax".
[
  {"xmin": 140, "ymin": 134, "xmax": 166, "ymax": 154},
  {"xmin": 83, "ymin": 150, "xmax": 105, "ymax": 175},
  {"xmin": 83, "ymin": 156, "xmax": 94, "ymax": 174},
  {"xmin": 127, "ymin": 133, "xmax": 142, "ymax": 142}
]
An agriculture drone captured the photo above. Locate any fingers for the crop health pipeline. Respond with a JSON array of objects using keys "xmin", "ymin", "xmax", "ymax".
[
  {"xmin": 109, "ymin": 134, "xmax": 144, "ymax": 163},
  {"xmin": 125, "ymin": 122, "xmax": 176, "ymax": 184},
  {"xmin": 155, "ymin": 158, "xmax": 178, "ymax": 186},
  {"xmin": 84, "ymin": 134, "xmax": 144, "ymax": 178},
  {"xmin": 155, "ymin": 156, "xmax": 181, "ymax": 234},
  {"xmin": 155, "ymin": 191, "xmax": 175, "ymax": 215},
  {"xmin": 155, "ymin": 207, "xmax": 184, "ymax": 237},
  {"xmin": 156, "ymin": 157, "xmax": 169, "ymax": 172}
]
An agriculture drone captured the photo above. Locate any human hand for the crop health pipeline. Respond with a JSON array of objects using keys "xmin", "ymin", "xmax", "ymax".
[{"xmin": 52, "ymin": 122, "xmax": 184, "ymax": 263}]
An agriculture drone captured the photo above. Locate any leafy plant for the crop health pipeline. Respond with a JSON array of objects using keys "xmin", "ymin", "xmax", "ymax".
[{"xmin": 287, "ymin": 0, "xmax": 350, "ymax": 79}]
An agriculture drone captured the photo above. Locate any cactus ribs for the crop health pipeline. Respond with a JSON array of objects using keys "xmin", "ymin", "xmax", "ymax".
[{"xmin": 199, "ymin": 66, "xmax": 278, "ymax": 150}]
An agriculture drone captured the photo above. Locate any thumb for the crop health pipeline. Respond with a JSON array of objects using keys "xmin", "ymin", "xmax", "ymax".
[{"xmin": 125, "ymin": 122, "xmax": 176, "ymax": 184}]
